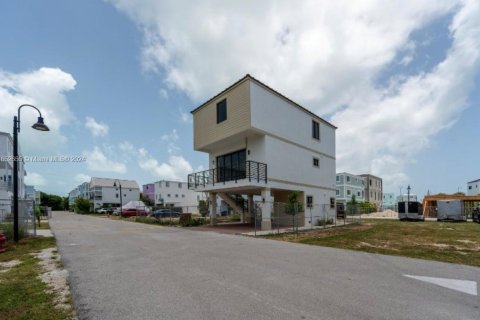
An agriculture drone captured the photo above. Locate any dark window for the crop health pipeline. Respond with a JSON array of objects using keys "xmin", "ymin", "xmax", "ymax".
[
  {"xmin": 217, "ymin": 99, "xmax": 227, "ymax": 123},
  {"xmin": 306, "ymin": 196, "xmax": 313, "ymax": 208},
  {"xmin": 347, "ymin": 176, "xmax": 350, "ymax": 182},
  {"xmin": 178, "ymin": 183, "xmax": 182, "ymax": 188},
  {"xmin": 330, "ymin": 197, "xmax": 335, "ymax": 209},
  {"xmin": 312, "ymin": 120, "xmax": 320, "ymax": 140},
  {"xmin": 313, "ymin": 158, "xmax": 319, "ymax": 167},
  {"xmin": 216, "ymin": 149, "xmax": 246, "ymax": 183}
]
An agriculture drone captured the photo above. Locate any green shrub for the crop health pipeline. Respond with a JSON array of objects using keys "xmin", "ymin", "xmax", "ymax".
[
  {"xmin": 0, "ymin": 222, "xmax": 27, "ymax": 240},
  {"xmin": 74, "ymin": 198, "xmax": 91, "ymax": 214},
  {"xmin": 135, "ymin": 216, "xmax": 178, "ymax": 226},
  {"xmin": 179, "ymin": 217, "xmax": 207, "ymax": 227}
]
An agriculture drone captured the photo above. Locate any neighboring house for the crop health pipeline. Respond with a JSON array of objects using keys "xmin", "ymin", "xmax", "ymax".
[
  {"xmin": 68, "ymin": 188, "xmax": 79, "ymax": 207},
  {"xmin": 142, "ymin": 183, "xmax": 155, "ymax": 203},
  {"xmin": 360, "ymin": 174, "xmax": 383, "ymax": 210},
  {"xmin": 0, "ymin": 131, "xmax": 26, "ymax": 215},
  {"xmin": 335, "ymin": 172, "xmax": 365, "ymax": 205},
  {"xmin": 382, "ymin": 193, "xmax": 396, "ymax": 209},
  {"xmin": 467, "ymin": 179, "xmax": 480, "ymax": 195},
  {"xmin": 89, "ymin": 177, "xmax": 140, "ymax": 211},
  {"xmin": 153, "ymin": 180, "xmax": 206, "ymax": 212},
  {"xmin": 68, "ymin": 181, "xmax": 89, "ymax": 207},
  {"xmin": 187, "ymin": 74, "xmax": 337, "ymax": 230}
]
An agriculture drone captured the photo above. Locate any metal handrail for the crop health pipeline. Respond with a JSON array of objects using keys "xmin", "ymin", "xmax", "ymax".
[{"xmin": 188, "ymin": 160, "xmax": 267, "ymax": 189}]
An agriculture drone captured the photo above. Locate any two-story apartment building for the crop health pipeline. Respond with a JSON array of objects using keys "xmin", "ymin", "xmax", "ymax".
[
  {"xmin": 467, "ymin": 179, "xmax": 480, "ymax": 195},
  {"xmin": 89, "ymin": 177, "xmax": 140, "ymax": 211},
  {"xmin": 335, "ymin": 172, "xmax": 365, "ymax": 205},
  {"xmin": 151, "ymin": 180, "xmax": 206, "ymax": 212},
  {"xmin": 187, "ymin": 74, "xmax": 337, "ymax": 230},
  {"xmin": 142, "ymin": 183, "xmax": 155, "ymax": 203},
  {"xmin": 360, "ymin": 174, "xmax": 383, "ymax": 210}
]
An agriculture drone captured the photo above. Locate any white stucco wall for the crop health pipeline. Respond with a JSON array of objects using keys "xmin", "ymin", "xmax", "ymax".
[{"xmin": 249, "ymin": 81, "xmax": 335, "ymax": 158}]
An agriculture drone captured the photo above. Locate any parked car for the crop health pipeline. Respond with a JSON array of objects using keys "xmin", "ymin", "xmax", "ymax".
[
  {"xmin": 112, "ymin": 207, "xmax": 121, "ymax": 215},
  {"xmin": 151, "ymin": 209, "xmax": 179, "ymax": 218},
  {"xmin": 121, "ymin": 208, "xmax": 147, "ymax": 217},
  {"xmin": 96, "ymin": 208, "xmax": 108, "ymax": 214}
]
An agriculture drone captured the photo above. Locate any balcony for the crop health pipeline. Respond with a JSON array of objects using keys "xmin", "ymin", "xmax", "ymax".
[{"xmin": 188, "ymin": 160, "xmax": 267, "ymax": 190}]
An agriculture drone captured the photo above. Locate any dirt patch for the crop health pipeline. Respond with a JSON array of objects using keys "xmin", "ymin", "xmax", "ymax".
[
  {"xmin": 456, "ymin": 239, "xmax": 476, "ymax": 244},
  {"xmin": 32, "ymin": 248, "xmax": 74, "ymax": 313},
  {"xmin": 0, "ymin": 259, "xmax": 22, "ymax": 273},
  {"xmin": 430, "ymin": 243, "xmax": 450, "ymax": 249},
  {"xmin": 357, "ymin": 241, "xmax": 400, "ymax": 251}
]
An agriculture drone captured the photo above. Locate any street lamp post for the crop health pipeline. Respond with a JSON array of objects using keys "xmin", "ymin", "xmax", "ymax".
[
  {"xmin": 406, "ymin": 185, "xmax": 411, "ymax": 216},
  {"xmin": 114, "ymin": 180, "xmax": 122, "ymax": 216},
  {"xmin": 13, "ymin": 104, "xmax": 49, "ymax": 242}
]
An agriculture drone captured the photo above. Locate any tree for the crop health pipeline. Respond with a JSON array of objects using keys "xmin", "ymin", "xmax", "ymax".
[
  {"xmin": 74, "ymin": 197, "xmax": 91, "ymax": 214},
  {"xmin": 62, "ymin": 197, "xmax": 69, "ymax": 211},
  {"xmin": 40, "ymin": 192, "xmax": 65, "ymax": 210},
  {"xmin": 139, "ymin": 193, "xmax": 154, "ymax": 207},
  {"xmin": 286, "ymin": 191, "xmax": 304, "ymax": 214},
  {"xmin": 198, "ymin": 200, "xmax": 209, "ymax": 217}
]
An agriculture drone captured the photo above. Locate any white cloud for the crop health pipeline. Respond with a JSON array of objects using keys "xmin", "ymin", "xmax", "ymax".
[
  {"xmin": 331, "ymin": 0, "xmax": 480, "ymax": 186},
  {"xmin": 85, "ymin": 116, "xmax": 109, "ymax": 137},
  {"xmin": 119, "ymin": 141, "xmax": 135, "ymax": 153},
  {"xmin": 161, "ymin": 129, "xmax": 180, "ymax": 154},
  {"xmin": 83, "ymin": 146, "xmax": 127, "ymax": 174},
  {"xmin": 25, "ymin": 172, "xmax": 47, "ymax": 187},
  {"xmin": 0, "ymin": 67, "xmax": 76, "ymax": 156},
  {"xmin": 179, "ymin": 111, "xmax": 191, "ymax": 123},
  {"xmin": 137, "ymin": 147, "xmax": 193, "ymax": 181},
  {"xmin": 109, "ymin": 0, "xmax": 480, "ymax": 188},
  {"xmin": 74, "ymin": 173, "xmax": 91, "ymax": 184}
]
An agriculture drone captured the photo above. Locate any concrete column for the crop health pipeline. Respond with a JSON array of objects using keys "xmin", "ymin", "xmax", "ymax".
[
  {"xmin": 246, "ymin": 194, "xmax": 254, "ymax": 224},
  {"xmin": 209, "ymin": 192, "xmax": 217, "ymax": 226},
  {"xmin": 261, "ymin": 189, "xmax": 272, "ymax": 230}
]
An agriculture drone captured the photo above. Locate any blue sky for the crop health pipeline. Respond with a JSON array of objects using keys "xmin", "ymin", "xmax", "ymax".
[{"xmin": 0, "ymin": 0, "xmax": 479, "ymax": 198}]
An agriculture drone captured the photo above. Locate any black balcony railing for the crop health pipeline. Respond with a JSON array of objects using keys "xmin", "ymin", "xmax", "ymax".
[{"xmin": 188, "ymin": 160, "xmax": 267, "ymax": 190}]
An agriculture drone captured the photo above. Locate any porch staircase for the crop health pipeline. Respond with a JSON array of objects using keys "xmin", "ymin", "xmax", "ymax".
[{"xmin": 217, "ymin": 193, "xmax": 245, "ymax": 215}]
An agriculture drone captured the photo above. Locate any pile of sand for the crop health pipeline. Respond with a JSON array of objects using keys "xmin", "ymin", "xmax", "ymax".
[{"xmin": 362, "ymin": 209, "xmax": 398, "ymax": 218}]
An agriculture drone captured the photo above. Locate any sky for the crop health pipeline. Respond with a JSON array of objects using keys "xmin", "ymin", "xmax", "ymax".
[{"xmin": 0, "ymin": 0, "xmax": 479, "ymax": 198}]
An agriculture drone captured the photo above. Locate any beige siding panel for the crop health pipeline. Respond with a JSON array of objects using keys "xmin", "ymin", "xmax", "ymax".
[{"xmin": 193, "ymin": 79, "xmax": 251, "ymax": 150}]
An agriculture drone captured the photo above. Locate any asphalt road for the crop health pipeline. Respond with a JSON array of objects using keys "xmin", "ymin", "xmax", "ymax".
[{"xmin": 50, "ymin": 212, "xmax": 480, "ymax": 320}]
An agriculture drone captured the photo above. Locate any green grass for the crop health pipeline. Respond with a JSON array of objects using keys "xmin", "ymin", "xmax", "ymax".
[
  {"xmin": 37, "ymin": 222, "xmax": 50, "ymax": 230},
  {"xmin": 0, "ymin": 237, "xmax": 73, "ymax": 320},
  {"xmin": 264, "ymin": 220, "xmax": 480, "ymax": 267}
]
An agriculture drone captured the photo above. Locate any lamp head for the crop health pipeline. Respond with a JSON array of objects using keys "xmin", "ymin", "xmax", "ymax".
[{"xmin": 32, "ymin": 117, "xmax": 50, "ymax": 131}]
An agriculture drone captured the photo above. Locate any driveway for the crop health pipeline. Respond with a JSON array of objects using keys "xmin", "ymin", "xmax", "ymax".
[{"xmin": 50, "ymin": 212, "xmax": 480, "ymax": 320}]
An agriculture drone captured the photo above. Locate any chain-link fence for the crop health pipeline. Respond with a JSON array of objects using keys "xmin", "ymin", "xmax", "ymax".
[
  {"xmin": 0, "ymin": 199, "xmax": 36, "ymax": 240},
  {"xmin": 248, "ymin": 201, "xmax": 362, "ymax": 236}
]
